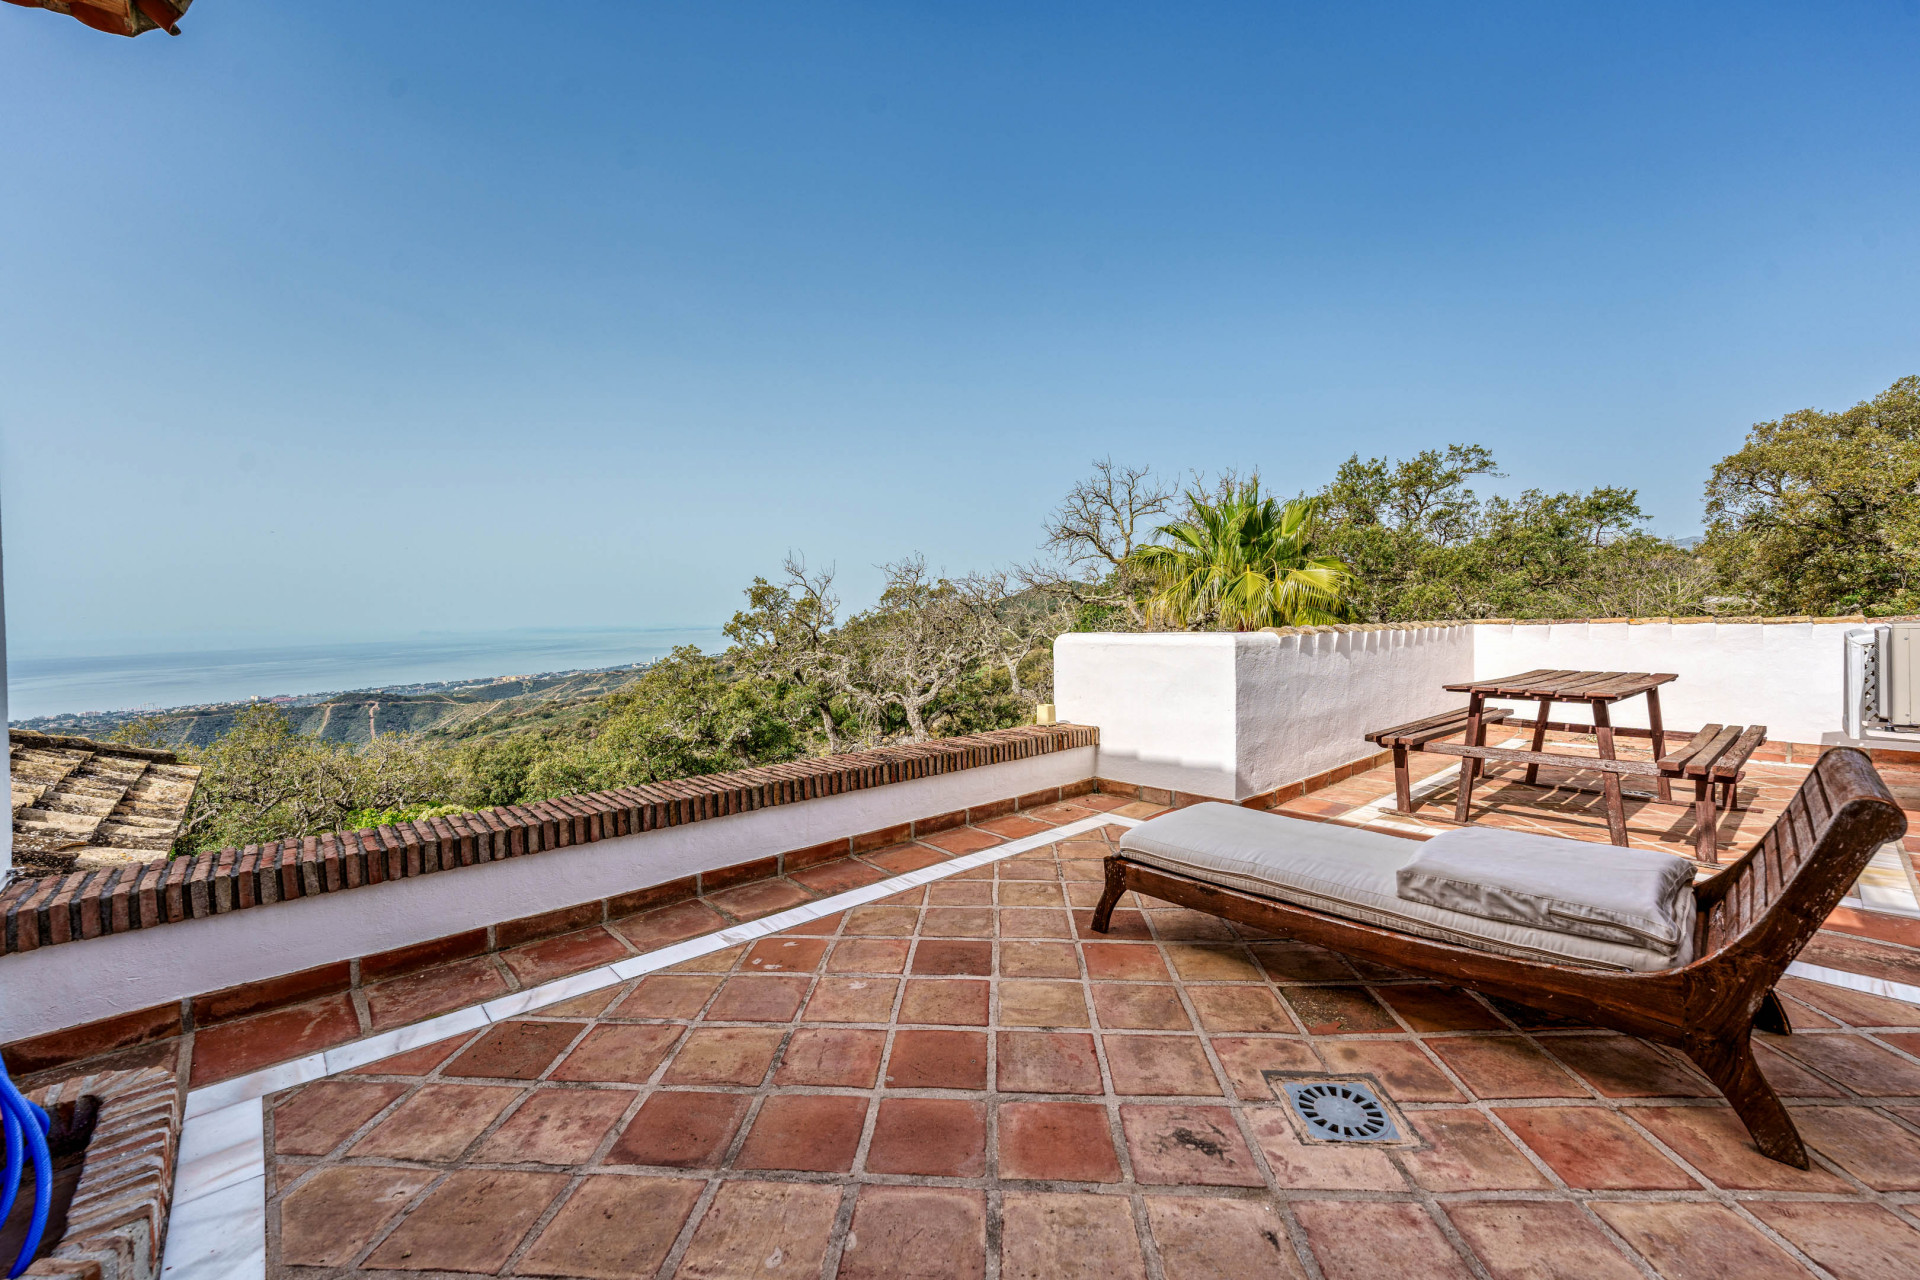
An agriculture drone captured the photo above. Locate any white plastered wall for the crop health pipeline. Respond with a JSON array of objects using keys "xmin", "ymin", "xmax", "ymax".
[
  {"xmin": 1054, "ymin": 629, "xmax": 1472, "ymax": 800},
  {"xmin": 0, "ymin": 746, "xmax": 1094, "ymax": 1045}
]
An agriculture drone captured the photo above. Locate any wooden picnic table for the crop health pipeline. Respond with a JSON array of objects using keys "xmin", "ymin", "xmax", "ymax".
[{"xmin": 1366, "ymin": 669, "xmax": 1767, "ymax": 861}]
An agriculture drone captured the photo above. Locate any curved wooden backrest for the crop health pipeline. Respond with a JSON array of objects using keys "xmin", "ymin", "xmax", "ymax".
[{"xmin": 1693, "ymin": 748, "xmax": 1907, "ymax": 962}]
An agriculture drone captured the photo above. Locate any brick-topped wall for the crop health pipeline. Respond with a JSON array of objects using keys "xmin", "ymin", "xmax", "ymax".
[{"xmin": 0, "ymin": 725, "xmax": 1095, "ymax": 958}]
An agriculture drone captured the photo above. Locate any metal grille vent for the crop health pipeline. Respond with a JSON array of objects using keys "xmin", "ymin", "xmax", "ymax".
[{"xmin": 1283, "ymin": 1080, "xmax": 1397, "ymax": 1142}]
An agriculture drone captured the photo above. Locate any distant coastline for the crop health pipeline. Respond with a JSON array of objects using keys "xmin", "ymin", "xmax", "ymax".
[{"xmin": 6, "ymin": 626, "xmax": 724, "ymax": 725}]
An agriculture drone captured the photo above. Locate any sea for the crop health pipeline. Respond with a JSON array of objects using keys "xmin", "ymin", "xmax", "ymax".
[{"xmin": 5, "ymin": 627, "xmax": 726, "ymax": 721}]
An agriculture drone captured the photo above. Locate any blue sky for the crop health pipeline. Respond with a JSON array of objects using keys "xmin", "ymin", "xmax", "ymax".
[{"xmin": 3, "ymin": 2, "xmax": 1918, "ymax": 656}]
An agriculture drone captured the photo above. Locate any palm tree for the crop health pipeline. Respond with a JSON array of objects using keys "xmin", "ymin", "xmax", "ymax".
[{"xmin": 1129, "ymin": 482, "xmax": 1353, "ymax": 630}]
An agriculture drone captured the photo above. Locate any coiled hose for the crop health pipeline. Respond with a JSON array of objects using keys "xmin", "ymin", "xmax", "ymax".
[{"xmin": 0, "ymin": 1055, "xmax": 52, "ymax": 1279}]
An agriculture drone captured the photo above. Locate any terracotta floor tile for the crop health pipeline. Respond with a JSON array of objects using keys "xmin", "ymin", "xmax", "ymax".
[
  {"xmin": 1374, "ymin": 984, "xmax": 1505, "ymax": 1031},
  {"xmin": 744, "ymin": 936, "xmax": 829, "ymax": 973},
  {"xmin": 1245, "ymin": 1104, "xmax": 1407, "ymax": 1190},
  {"xmin": 901, "ymin": 978, "xmax": 992, "ymax": 1026},
  {"xmin": 1445, "ymin": 1202, "xmax": 1645, "ymax": 1280},
  {"xmin": 1426, "ymin": 1035, "xmax": 1588, "ymax": 1098},
  {"xmin": 1102, "ymin": 1034, "xmax": 1221, "ymax": 1096},
  {"xmin": 1400, "ymin": 1108, "xmax": 1552, "ymax": 1191},
  {"xmin": 1001, "ymin": 941, "xmax": 1082, "ymax": 978},
  {"xmin": 829, "ymin": 938, "xmax": 911, "ymax": 974},
  {"xmin": 365, "ymin": 958, "xmax": 510, "ymax": 1033},
  {"xmin": 1315, "ymin": 1039, "xmax": 1464, "ymax": 1102},
  {"xmin": 927, "ymin": 880, "xmax": 995, "ymax": 905},
  {"xmin": 604, "ymin": 1090, "xmax": 747, "ymax": 1168},
  {"xmin": 344, "ymin": 1032, "xmax": 470, "ymax": 1078},
  {"xmin": 190, "ymin": 994, "xmax": 363, "ymax": 1086},
  {"xmin": 1073, "ymin": 907, "xmax": 1150, "ymax": 940},
  {"xmin": 999, "ymin": 907, "xmax": 1075, "ymax": 938},
  {"xmin": 538, "ymin": 987, "xmax": 621, "ymax": 1018},
  {"xmin": 549, "ymin": 1023, "xmax": 684, "ymax": 1083},
  {"xmin": 1114, "ymin": 801, "xmax": 1168, "ymax": 819},
  {"xmin": 1146, "ymin": 907, "xmax": 1244, "ymax": 943},
  {"xmin": 477, "ymin": 1087, "xmax": 634, "ymax": 1165},
  {"xmin": 1163, "ymin": 944, "xmax": 1264, "ymax": 982},
  {"xmin": 988, "ymin": 979, "xmax": 1083, "ymax": 1028},
  {"xmin": 1000, "ymin": 1191, "xmax": 1147, "ymax": 1280},
  {"xmin": 921, "ymin": 907, "xmax": 998, "ymax": 938},
  {"xmin": 782, "ymin": 911, "xmax": 842, "ymax": 937},
  {"xmin": 348, "ymin": 1083, "xmax": 520, "ymax": 1161},
  {"xmin": 706, "ymin": 975, "xmax": 811, "ymax": 1022},
  {"xmin": 997, "ymin": 1031, "xmax": 1103, "ymax": 1094},
  {"xmin": 444, "ymin": 1020, "xmax": 581, "ymax": 1080},
  {"xmin": 362, "ymin": 1169, "xmax": 566, "ymax": 1271},
  {"xmin": 867, "ymin": 1098, "xmax": 988, "ymax": 1176},
  {"xmin": 1145, "ymin": 1197, "xmax": 1303, "ymax": 1278},
  {"xmin": 516, "ymin": 1175, "xmax": 703, "ymax": 1279},
  {"xmin": 1628, "ymin": 1104, "xmax": 1850, "ymax": 1191},
  {"xmin": 998, "ymin": 1101, "xmax": 1121, "ymax": 1182},
  {"xmin": 979, "ymin": 814, "xmax": 1052, "ymax": 839},
  {"xmin": 1208, "ymin": 1036, "xmax": 1322, "ymax": 1099},
  {"xmin": 1543, "ymin": 1034, "xmax": 1712, "ymax": 1098},
  {"xmin": 278, "ymin": 1166, "xmax": 437, "ymax": 1267},
  {"xmin": 674, "ymin": 1181, "xmax": 841, "ymax": 1280},
  {"xmin": 864, "ymin": 842, "xmax": 951, "ymax": 873},
  {"xmin": 735, "ymin": 1093, "xmax": 869, "ymax": 1172},
  {"xmin": 999, "ymin": 881, "xmax": 1065, "ymax": 907},
  {"xmin": 1072, "ymin": 794, "xmax": 1132, "ymax": 813},
  {"xmin": 1278, "ymin": 985, "xmax": 1396, "ymax": 1035},
  {"xmin": 1082, "ymin": 942, "xmax": 1170, "ymax": 981},
  {"xmin": 659, "ymin": 1026, "xmax": 784, "ymax": 1086},
  {"xmin": 1190, "ymin": 985, "xmax": 1298, "ymax": 1033},
  {"xmin": 803, "ymin": 976, "xmax": 900, "ymax": 1023},
  {"xmin": 1796, "ymin": 1105, "xmax": 1920, "ymax": 1189},
  {"xmin": 1779, "ymin": 976, "xmax": 1920, "ymax": 1028},
  {"xmin": 1293, "ymin": 1199, "xmax": 1475, "ymax": 1280},
  {"xmin": 838, "ymin": 1186, "xmax": 986, "ymax": 1280},
  {"xmin": 913, "ymin": 939, "xmax": 993, "ymax": 976},
  {"xmin": 660, "ymin": 942, "xmax": 746, "ymax": 974},
  {"xmin": 1250, "ymin": 941, "xmax": 1358, "ymax": 983},
  {"xmin": 272, "ymin": 1080, "xmax": 407, "ymax": 1156},
  {"xmin": 610, "ymin": 899, "xmax": 726, "ymax": 952},
  {"xmin": 776, "ymin": 1027, "xmax": 886, "ymax": 1088},
  {"xmin": 886, "ymin": 1029, "xmax": 988, "ymax": 1090},
  {"xmin": 1120, "ymin": 1103, "xmax": 1264, "ymax": 1186},
  {"xmin": 614, "ymin": 974, "xmax": 720, "ymax": 1020},
  {"xmin": 500, "ymin": 927, "xmax": 630, "ymax": 987},
  {"xmin": 844, "ymin": 905, "xmax": 921, "ymax": 935},
  {"xmin": 789, "ymin": 858, "xmax": 892, "ymax": 895},
  {"xmin": 704, "ymin": 877, "xmax": 815, "ymax": 921},
  {"xmin": 1090, "ymin": 983, "xmax": 1186, "ymax": 1030},
  {"xmin": 1756, "ymin": 1038, "xmax": 1849, "ymax": 1096},
  {"xmin": 1776, "ymin": 1032, "xmax": 1920, "ymax": 1095},
  {"xmin": 1591, "ymin": 1201, "xmax": 1810, "ymax": 1280},
  {"xmin": 919, "ymin": 826, "xmax": 1005, "ymax": 855},
  {"xmin": 1497, "ymin": 1106, "xmax": 1697, "ymax": 1189},
  {"xmin": 1747, "ymin": 1201, "xmax": 1920, "ymax": 1280}
]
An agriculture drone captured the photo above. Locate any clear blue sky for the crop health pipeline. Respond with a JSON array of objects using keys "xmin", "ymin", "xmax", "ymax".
[{"xmin": 4, "ymin": 2, "xmax": 1918, "ymax": 656}]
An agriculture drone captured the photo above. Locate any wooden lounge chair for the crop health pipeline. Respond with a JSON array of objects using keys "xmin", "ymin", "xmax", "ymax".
[{"xmin": 1091, "ymin": 747, "xmax": 1906, "ymax": 1167}]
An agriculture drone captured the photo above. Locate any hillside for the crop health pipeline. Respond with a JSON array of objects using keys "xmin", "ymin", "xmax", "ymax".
[{"xmin": 14, "ymin": 664, "xmax": 654, "ymax": 749}]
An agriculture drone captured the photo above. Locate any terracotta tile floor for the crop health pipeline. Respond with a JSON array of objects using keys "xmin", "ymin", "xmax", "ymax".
[{"xmin": 262, "ymin": 793, "xmax": 1920, "ymax": 1279}]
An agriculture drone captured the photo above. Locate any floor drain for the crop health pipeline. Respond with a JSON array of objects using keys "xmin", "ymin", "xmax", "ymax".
[{"xmin": 1283, "ymin": 1080, "xmax": 1398, "ymax": 1142}]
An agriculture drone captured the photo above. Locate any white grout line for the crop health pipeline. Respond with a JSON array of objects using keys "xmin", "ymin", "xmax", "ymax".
[{"xmin": 158, "ymin": 808, "xmax": 1140, "ymax": 1280}]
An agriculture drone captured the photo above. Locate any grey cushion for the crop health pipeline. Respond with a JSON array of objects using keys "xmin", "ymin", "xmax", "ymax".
[
  {"xmin": 1397, "ymin": 825, "xmax": 1696, "ymax": 956},
  {"xmin": 1117, "ymin": 804, "xmax": 1693, "ymax": 972}
]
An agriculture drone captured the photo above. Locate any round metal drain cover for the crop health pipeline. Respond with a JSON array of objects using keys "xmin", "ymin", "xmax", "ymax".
[{"xmin": 1284, "ymin": 1080, "xmax": 1397, "ymax": 1142}]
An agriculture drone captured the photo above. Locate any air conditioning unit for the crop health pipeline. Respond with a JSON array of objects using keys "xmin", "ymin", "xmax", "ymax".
[{"xmin": 1845, "ymin": 624, "xmax": 1920, "ymax": 738}]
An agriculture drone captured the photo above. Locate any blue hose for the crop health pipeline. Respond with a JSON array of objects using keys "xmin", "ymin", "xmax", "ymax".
[{"xmin": 0, "ymin": 1057, "xmax": 52, "ymax": 1279}]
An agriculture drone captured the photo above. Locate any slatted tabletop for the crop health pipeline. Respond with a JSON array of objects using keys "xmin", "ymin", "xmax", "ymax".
[{"xmin": 1444, "ymin": 668, "xmax": 1679, "ymax": 702}]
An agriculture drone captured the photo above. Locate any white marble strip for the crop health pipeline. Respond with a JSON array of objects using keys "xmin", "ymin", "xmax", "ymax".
[
  {"xmin": 161, "ymin": 808, "xmax": 1141, "ymax": 1278},
  {"xmin": 1785, "ymin": 959, "xmax": 1920, "ymax": 1010}
]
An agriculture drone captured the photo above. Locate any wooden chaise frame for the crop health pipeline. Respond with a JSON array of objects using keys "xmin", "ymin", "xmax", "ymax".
[{"xmin": 1091, "ymin": 747, "xmax": 1907, "ymax": 1168}]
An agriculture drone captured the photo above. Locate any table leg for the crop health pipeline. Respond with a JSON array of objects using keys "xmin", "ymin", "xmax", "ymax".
[
  {"xmin": 1695, "ymin": 776, "xmax": 1719, "ymax": 863},
  {"xmin": 1592, "ymin": 701, "xmax": 1629, "ymax": 847},
  {"xmin": 1454, "ymin": 692, "xmax": 1485, "ymax": 824},
  {"xmin": 1524, "ymin": 698, "xmax": 1552, "ymax": 785},
  {"xmin": 1648, "ymin": 688, "xmax": 1671, "ymax": 803},
  {"xmin": 1392, "ymin": 744, "xmax": 1413, "ymax": 813}
]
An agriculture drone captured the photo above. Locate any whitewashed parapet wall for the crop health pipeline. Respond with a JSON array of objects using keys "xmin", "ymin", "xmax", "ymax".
[
  {"xmin": 1055, "ymin": 618, "xmax": 1881, "ymax": 801},
  {"xmin": 1053, "ymin": 627, "xmax": 1472, "ymax": 801}
]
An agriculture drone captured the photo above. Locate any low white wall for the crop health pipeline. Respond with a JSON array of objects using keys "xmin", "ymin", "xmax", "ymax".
[
  {"xmin": 1054, "ymin": 629, "xmax": 1471, "ymax": 800},
  {"xmin": 0, "ymin": 746, "xmax": 1095, "ymax": 1045},
  {"xmin": 1471, "ymin": 621, "xmax": 1853, "ymax": 745}
]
